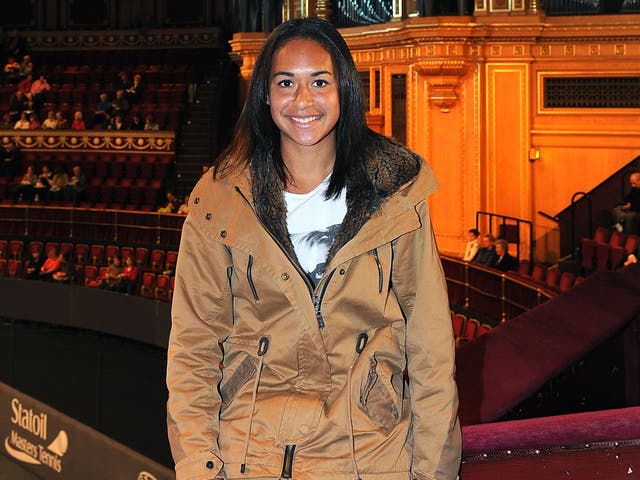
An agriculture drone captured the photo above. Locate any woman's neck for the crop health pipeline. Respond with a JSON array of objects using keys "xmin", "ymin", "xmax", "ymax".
[{"xmin": 282, "ymin": 143, "xmax": 336, "ymax": 194}]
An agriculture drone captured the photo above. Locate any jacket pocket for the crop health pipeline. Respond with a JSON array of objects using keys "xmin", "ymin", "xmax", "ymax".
[
  {"xmin": 359, "ymin": 357, "xmax": 402, "ymax": 431},
  {"xmin": 220, "ymin": 353, "xmax": 257, "ymax": 413}
]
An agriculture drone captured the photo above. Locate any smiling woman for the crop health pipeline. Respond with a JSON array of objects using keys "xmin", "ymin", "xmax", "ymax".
[{"xmin": 167, "ymin": 17, "xmax": 461, "ymax": 480}]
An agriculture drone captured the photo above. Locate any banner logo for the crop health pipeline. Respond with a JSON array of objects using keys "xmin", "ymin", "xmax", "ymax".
[{"xmin": 4, "ymin": 397, "xmax": 68, "ymax": 473}]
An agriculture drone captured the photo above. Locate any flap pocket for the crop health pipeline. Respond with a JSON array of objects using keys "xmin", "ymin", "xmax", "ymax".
[
  {"xmin": 359, "ymin": 357, "xmax": 402, "ymax": 431},
  {"xmin": 220, "ymin": 353, "xmax": 257, "ymax": 412}
]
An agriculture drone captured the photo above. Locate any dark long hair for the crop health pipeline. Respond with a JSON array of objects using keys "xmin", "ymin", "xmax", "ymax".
[{"xmin": 214, "ymin": 17, "xmax": 370, "ymax": 198}]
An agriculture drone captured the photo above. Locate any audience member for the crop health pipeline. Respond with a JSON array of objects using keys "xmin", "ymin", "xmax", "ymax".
[
  {"xmin": 41, "ymin": 110, "xmax": 58, "ymax": 129},
  {"xmin": 13, "ymin": 111, "xmax": 30, "ymax": 129},
  {"xmin": 3, "ymin": 56, "xmax": 20, "ymax": 84},
  {"xmin": 108, "ymin": 112, "xmax": 126, "ymax": 130},
  {"xmin": 93, "ymin": 92, "xmax": 113, "ymax": 128},
  {"xmin": 462, "ymin": 228, "xmax": 480, "ymax": 261},
  {"xmin": 63, "ymin": 164, "xmax": 86, "ymax": 204},
  {"xmin": 129, "ymin": 112, "xmax": 144, "ymax": 130},
  {"xmin": 30, "ymin": 73, "xmax": 51, "ymax": 106},
  {"xmin": 121, "ymin": 256, "xmax": 139, "ymax": 295},
  {"xmin": 16, "ymin": 164, "xmax": 37, "ymax": 202},
  {"xmin": 143, "ymin": 113, "xmax": 159, "ymax": 131},
  {"xmin": 28, "ymin": 112, "xmax": 40, "ymax": 129},
  {"xmin": 1, "ymin": 140, "xmax": 22, "ymax": 180},
  {"xmin": 34, "ymin": 164, "xmax": 52, "ymax": 202},
  {"xmin": 0, "ymin": 113, "xmax": 12, "ymax": 128},
  {"xmin": 55, "ymin": 111, "xmax": 68, "ymax": 129},
  {"xmin": 49, "ymin": 167, "xmax": 69, "ymax": 201},
  {"xmin": 17, "ymin": 73, "xmax": 33, "ymax": 96},
  {"xmin": 39, "ymin": 247, "xmax": 61, "ymax": 281},
  {"xmin": 103, "ymin": 256, "xmax": 124, "ymax": 291},
  {"xmin": 125, "ymin": 73, "xmax": 143, "ymax": 104},
  {"xmin": 19, "ymin": 55, "xmax": 33, "ymax": 79},
  {"xmin": 71, "ymin": 111, "xmax": 86, "ymax": 130},
  {"xmin": 52, "ymin": 253, "xmax": 74, "ymax": 283},
  {"xmin": 473, "ymin": 233, "xmax": 499, "ymax": 266},
  {"xmin": 114, "ymin": 71, "xmax": 132, "ymax": 92},
  {"xmin": 493, "ymin": 239, "xmax": 518, "ymax": 272},
  {"xmin": 157, "ymin": 191, "xmax": 180, "ymax": 213},
  {"xmin": 613, "ymin": 171, "xmax": 640, "ymax": 235},
  {"xmin": 177, "ymin": 193, "xmax": 189, "ymax": 215},
  {"xmin": 111, "ymin": 89, "xmax": 130, "ymax": 118},
  {"xmin": 22, "ymin": 92, "xmax": 36, "ymax": 116},
  {"xmin": 24, "ymin": 249, "xmax": 45, "ymax": 280}
]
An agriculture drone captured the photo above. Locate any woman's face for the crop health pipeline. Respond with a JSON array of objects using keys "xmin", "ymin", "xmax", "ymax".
[{"xmin": 268, "ymin": 38, "xmax": 340, "ymax": 155}]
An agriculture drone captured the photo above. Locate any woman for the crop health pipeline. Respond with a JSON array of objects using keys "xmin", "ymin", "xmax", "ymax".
[
  {"xmin": 167, "ymin": 18, "xmax": 460, "ymax": 480},
  {"xmin": 462, "ymin": 228, "xmax": 480, "ymax": 261}
]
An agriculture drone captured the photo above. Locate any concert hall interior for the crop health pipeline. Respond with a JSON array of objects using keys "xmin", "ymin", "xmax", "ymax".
[{"xmin": 0, "ymin": 1, "xmax": 639, "ymax": 479}]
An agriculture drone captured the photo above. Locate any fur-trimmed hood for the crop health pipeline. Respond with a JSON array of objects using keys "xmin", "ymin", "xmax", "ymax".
[{"xmin": 250, "ymin": 133, "xmax": 432, "ymax": 271}]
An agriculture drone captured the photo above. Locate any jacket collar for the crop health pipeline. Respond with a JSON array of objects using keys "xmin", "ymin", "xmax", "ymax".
[{"xmin": 240, "ymin": 134, "xmax": 436, "ymax": 270}]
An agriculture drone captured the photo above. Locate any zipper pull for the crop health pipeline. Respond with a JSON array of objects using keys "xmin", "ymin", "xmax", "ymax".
[{"xmin": 313, "ymin": 295, "xmax": 325, "ymax": 328}]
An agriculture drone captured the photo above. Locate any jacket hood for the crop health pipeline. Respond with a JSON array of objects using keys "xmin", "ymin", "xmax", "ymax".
[{"xmin": 249, "ymin": 132, "xmax": 432, "ymax": 271}]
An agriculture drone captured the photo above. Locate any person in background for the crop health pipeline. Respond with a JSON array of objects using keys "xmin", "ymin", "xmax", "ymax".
[
  {"xmin": 3, "ymin": 56, "xmax": 21, "ymax": 84},
  {"xmin": 30, "ymin": 73, "xmax": 51, "ymax": 107},
  {"xmin": 129, "ymin": 112, "xmax": 144, "ymax": 130},
  {"xmin": 49, "ymin": 166, "xmax": 69, "ymax": 201},
  {"xmin": 13, "ymin": 111, "xmax": 30, "ymax": 129},
  {"xmin": 24, "ymin": 248, "xmax": 45, "ymax": 280},
  {"xmin": 28, "ymin": 112, "xmax": 40, "ymax": 129},
  {"xmin": 121, "ymin": 256, "xmax": 139, "ymax": 295},
  {"xmin": 613, "ymin": 171, "xmax": 640, "ymax": 235},
  {"xmin": 125, "ymin": 73, "xmax": 144, "ymax": 104},
  {"xmin": 473, "ymin": 233, "xmax": 499, "ymax": 266},
  {"xmin": 34, "ymin": 164, "xmax": 53, "ymax": 202},
  {"xmin": 93, "ymin": 92, "xmax": 113, "ymax": 129},
  {"xmin": 143, "ymin": 113, "xmax": 159, "ymax": 131},
  {"xmin": 55, "ymin": 111, "xmax": 68, "ymax": 129},
  {"xmin": 15, "ymin": 164, "xmax": 37, "ymax": 202},
  {"xmin": 39, "ymin": 247, "xmax": 61, "ymax": 281},
  {"xmin": 493, "ymin": 238, "xmax": 518, "ymax": 272},
  {"xmin": 177, "ymin": 193, "xmax": 189, "ymax": 215},
  {"xmin": 71, "ymin": 110, "xmax": 85, "ymax": 130},
  {"xmin": 103, "ymin": 255, "xmax": 124, "ymax": 291},
  {"xmin": 157, "ymin": 191, "xmax": 180, "ymax": 214},
  {"xmin": 108, "ymin": 112, "xmax": 126, "ymax": 130},
  {"xmin": 64, "ymin": 164, "xmax": 86, "ymax": 204},
  {"xmin": 462, "ymin": 228, "xmax": 480, "ymax": 261},
  {"xmin": 1, "ymin": 140, "xmax": 22, "ymax": 181},
  {"xmin": 52, "ymin": 253, "xmax": 74, "ymax": 283},
  {"xmin": 166, "ymin": 17, "xmax": 460, "ymax": 480},
  {"xmin": 41, "ymin": 110, "xmax": 58, "ymax": 129}
]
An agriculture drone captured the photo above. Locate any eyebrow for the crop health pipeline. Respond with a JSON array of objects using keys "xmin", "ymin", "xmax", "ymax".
[{"xmin": 272, "ymin": 70, "xmax": 333, "ymax": 78}]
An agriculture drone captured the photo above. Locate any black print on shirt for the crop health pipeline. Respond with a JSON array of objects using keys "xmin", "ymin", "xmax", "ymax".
[{"xmin": 291, "ymin": 223, "xmax": 341, "ymax": 285}]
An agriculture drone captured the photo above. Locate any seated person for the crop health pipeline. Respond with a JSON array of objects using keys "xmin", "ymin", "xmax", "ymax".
[
  {"xmin": 462, "ymin": 228, "xmax": 480, "ymax": 261},
  {"xmin": 63, "ymin": 165, "xmax": 86, "ymax": 204},
  {"xmin": 473, "ymin": 233, "xmax": 499, "ymax": 267},
  {"xmin": 52, "ymin": 254, "xmax": 74, "ymax": 283},
  {"xmin": 34, "ymin": 164, "xmax": 53, "ymax": 202},
  {"xmin": 129, "ymin": 112, "xmax": 144, "ymax": 130},
  {"xmin": 613, "ymin": 171, "xmax": 640, "ymax": 235},
  {"xmin": 13, "ymin": 111, "xmax": 30, "ymax": 129},
  {"xmin": 108, "ymin": 112, "xmax": 126, "ymax": 130},
  {"xmin": 71, "ymin": 110, "xmax": 86, "ymax": 130},
  {"xmin": 39, "ymin": 247, "xmax": 61, "ymax": 281},
  {"xmin": 28, "ymin": 112, "xmax": 40, "ymax": 129},
  {"xmin": 125, "ymin": 74, "xmax": 144, "ymax": 104},
  {"xmin": 55, "ymin": 111, "xmax": 68, "ymax": 129},
  {"xmin": 144, "ymin": 114, "xmax": 159, "ymax": 131},
  {"xmin": 493, "ymin": 239, "xmax": 518, "ymax": 272},
  {"xmin": 177, "ymin": 193, "xmax": 189, "ymax": 215},
  {"xmin": 3, "ymin": 56, "xmax": 21, "ymax": 84},
  {"xmin": 102, "ymin": 256, "xmax": 124, "ymax": 291},
  {"xmin": 15, "ymin": 164, "xmax": 37, "ymax": 202},
  {"xmin": 121, "ymin": 256, "xmax": 139, "ymax": 295},
  {"xmin": 41, "ymin": 110, "xmax": 58, "ymax": 129},
  {"xmin": 49, "ymin": 167, "xmax": 69, "ymax": 201},
  {"xmin": 24, "ymin": 249, "xmax": 45, "ymax": 280},
  {"xmin": 157, "ymin": 191, "xmax": 180, "ymax": 214},
  {"xmin": 93, "ymin": 92, "xmax": 113, "ymax": 128}
]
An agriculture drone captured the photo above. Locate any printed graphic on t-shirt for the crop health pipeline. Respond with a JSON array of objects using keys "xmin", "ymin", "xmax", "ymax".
[{"xmin": 290, "ymin": 223, "xmax": 340, "ymax": 284}]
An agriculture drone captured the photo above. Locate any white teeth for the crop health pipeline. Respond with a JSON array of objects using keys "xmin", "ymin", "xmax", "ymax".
[{"xmin": 291, "ymin": 116, "xmax": 320, "ymax": 124}]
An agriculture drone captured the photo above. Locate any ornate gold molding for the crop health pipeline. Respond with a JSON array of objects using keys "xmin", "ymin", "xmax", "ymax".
[
  {"xmin": 24, "ymin": 27, "xmax": 222, "ymax": 51},
  {"xmin": 0, "ymin": 131, "xmax": 175, "ymax": 154},
  {"xmin": 415, "ymin": 60, "xmax": 468, "ymax": 112}
]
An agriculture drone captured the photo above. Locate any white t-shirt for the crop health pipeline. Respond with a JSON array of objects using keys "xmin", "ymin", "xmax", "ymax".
[{"xmin": 284, "ymin": 175, "xmax": 347, "ymax": 285}]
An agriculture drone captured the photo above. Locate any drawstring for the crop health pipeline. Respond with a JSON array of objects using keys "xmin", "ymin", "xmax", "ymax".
[
  {"xmin": 347, "ymin": 332, "xmax": 368, "ymax": 480},
  {"xmin": 240, "ymin": 336, "xmax": 270, "ymax": 474}
]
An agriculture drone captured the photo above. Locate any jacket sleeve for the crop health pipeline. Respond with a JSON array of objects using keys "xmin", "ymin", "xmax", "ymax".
[
  {"xmin": 166, "ymin": 216, "xmax": 233, "ymax": 480},
  {"xmin": 392, "ymin": 200, "xmax": 462, "ymax": 480}
]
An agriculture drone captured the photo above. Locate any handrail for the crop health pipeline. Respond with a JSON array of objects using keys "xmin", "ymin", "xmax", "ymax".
[
  {"xmin": 441, "ymin": 254, "xmax": 555, "ymax": 323},
  {"xmin": 570, "ymin": 191, "xmax": 591, "ymax": 259},
  {"xmin": 475, "ymin": 211, "xmax": 534, "ymax": 267}
]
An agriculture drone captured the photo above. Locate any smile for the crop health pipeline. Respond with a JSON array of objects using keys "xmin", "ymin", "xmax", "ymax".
[{"xmin": 289, "ymin": 115, "xmax": 322, "ymax": 124}]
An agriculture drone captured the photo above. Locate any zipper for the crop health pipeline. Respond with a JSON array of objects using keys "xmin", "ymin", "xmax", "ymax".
[
  {"xmin": 235, "ymin": 187, "xmax": 331, "ymax": 328},
  {"xmin": 372, "ymin": 248, "xmax": 383, "ymax": 293},
  {"xmin": 247, "ymin": 254, "xmax": 259, "ymax": 300}
]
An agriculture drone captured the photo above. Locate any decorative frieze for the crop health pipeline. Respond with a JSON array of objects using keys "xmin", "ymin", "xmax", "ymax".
[
  {"xmin": 0, "ymin": 131, "xmax": 174, "ymax": 153},
  {"xmin": 24, "ymin": 27, "xmax": 222, "ymax": 51}
]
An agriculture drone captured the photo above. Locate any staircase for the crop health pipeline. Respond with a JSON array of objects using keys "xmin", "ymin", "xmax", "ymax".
[{"xmin": 174, "ymin": 61, "xmax": 238, "ymax": 196}]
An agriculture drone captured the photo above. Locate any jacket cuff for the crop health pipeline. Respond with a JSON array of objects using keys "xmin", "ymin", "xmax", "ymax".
[{"xmin": 175, "ymin": 450, "xmax": 223, "ymax": 480}]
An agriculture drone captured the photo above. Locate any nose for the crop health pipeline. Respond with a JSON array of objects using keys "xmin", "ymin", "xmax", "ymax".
[{"xmin": 293, "ymin": 84, "xmax": 313, "ymax": 109}]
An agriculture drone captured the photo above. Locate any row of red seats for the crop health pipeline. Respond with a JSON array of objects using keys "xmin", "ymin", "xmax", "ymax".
[
  {"xmin": 0, "ymin": 239, "xmax": 178, "ymax": 272},
  {"xmin": 0, "ymin": 258, "xmax": 175, "ymax": 303},
  {"xmin": 512, "ymin": 259, "xmax": 585, "ymax": 293},
  {"xmin": 581, "ymin": 226, "xmax": 639, "ymax": 272},
  {"xmin": 452, "ymin": 312, "xmax": 493, "ymax": 347}
]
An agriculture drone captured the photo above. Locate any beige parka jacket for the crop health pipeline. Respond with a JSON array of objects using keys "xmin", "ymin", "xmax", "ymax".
[{"xmin": 167, "ymin": 135, "xmax": 461, "ymax": 480}]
